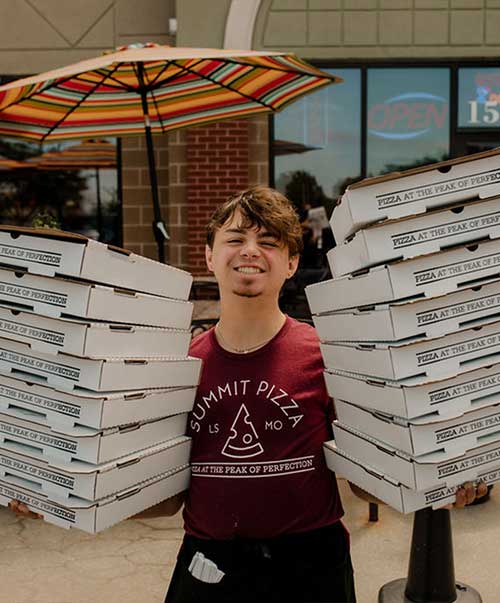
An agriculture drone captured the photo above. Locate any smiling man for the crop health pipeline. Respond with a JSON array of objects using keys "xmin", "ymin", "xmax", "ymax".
[{"xmin": 161, "ymin": 186, "xmax": 355, "ymax": 603}]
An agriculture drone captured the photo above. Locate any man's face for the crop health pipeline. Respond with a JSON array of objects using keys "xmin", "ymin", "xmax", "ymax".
[{"xmin": 205, "ymin": 209, "xmax": 299, "ymax": 300}]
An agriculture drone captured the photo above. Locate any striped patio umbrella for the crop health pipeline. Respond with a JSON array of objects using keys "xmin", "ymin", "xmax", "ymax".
[
  {"xmin": 32, "ymin": 139, "xmax": 116, "ymax": 240},
  {"xmin": 0, "ymin": 156, "xmax": 30, "ymax": 170},
  {"xmin": 0, "ymin": 43, "xmax": 341, "ymax": 262}
]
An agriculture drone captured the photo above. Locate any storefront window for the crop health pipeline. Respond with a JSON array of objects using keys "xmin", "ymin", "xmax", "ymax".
[
  {"xmin": 458, "ymin": 67, "xmax": 500, "ymax": 129},
  {"xmin": 0, "ymin": 136, "xmax": 121, "ymax": 245},
  {"xmin": 367, "ymin": 68, "xmax": 450, "ymax": 176},
  {"xmin": 273, "ymin": 68, "xmax": 361, "ymax": 216}
]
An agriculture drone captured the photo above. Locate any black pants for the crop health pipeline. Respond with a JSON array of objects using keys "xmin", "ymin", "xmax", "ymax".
[{"xmin": 164, "ymin": 521, "xmax": 356, "ymax": 603}]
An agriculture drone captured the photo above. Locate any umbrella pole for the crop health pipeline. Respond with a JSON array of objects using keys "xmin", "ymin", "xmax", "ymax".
[
  {"xmin": 95, "ymin": 167, "xmax": 103, "ymax": 241},
  {"xmin": 138, "ymin": 68, "xmax": 169, "ymax": 264}
]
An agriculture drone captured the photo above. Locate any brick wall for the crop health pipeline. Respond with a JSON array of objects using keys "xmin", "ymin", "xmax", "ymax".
[
  {"xmin": 120, "ymin": 116, "xmax": 269, "ymax": 274},
  {"xmin": 187, "ymin": 120, "xmax": 250, "ymax": 276},
  {"xmin": 121, "ymin": 132, "xmax": 189, "ymax": 269},
  {"xmin": 248, "ymin": 115, "xmax": 269, "ymax": 187}
]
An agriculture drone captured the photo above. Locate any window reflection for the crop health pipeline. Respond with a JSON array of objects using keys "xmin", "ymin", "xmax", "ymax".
[
  {"xmin": 274, "ymin": 68, "xmax": 361, "ymax": 216},
  {"xmin": 0, "ymin": 136, "xmax": 121, "ymax": 245},
  {"xmin": 367, "ymin": 68, "xmax": 450, "ymax": 175},
  {"xmin": 458, "ymin": 68, "xmax": 500, "ymax": 129}
]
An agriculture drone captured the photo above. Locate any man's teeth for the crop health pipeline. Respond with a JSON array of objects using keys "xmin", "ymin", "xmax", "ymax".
[{"xmin": 237, "ymin": 267, "xmax": 261, "ymax": 274}]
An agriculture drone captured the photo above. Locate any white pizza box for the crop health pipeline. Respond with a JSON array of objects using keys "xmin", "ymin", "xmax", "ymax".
[
  {"xmin": 320, "ymin": 320, "xmax": 500, "ymax": 381},
  {"xmin": 0, "ymin": 266, "xmax": 193, "ymax": 328},
  {"xmin": 332, "ymin": 147, "xmax": 500, "ymax": 244},
  {"xmin": 0, "ymin": 373, "xmax": 196, "ymax": 429},
  {"xmin": 306, "ymin": 238, "xmax": 500, "ymax": 314},
  {"xmin": 332, "ymin": 421, "xmax": 500, "ymax": 491},
  {"xmin": 313, "ymin": 279, "xmax": 500, "ymax": 342},
  {"xmin": 329, "ymin": 196, "xmax": 500, "ymax": 278},
  {"xmin": 0, "ymin": 435, "xmax": 191, "ymax": 502},
  {"xmin": 323, "ymin": 441, "xmax": 500, "ymax": 514},
  {"xmin": 0, "ymin": 305, "xmax": 191, "ymax": 359},
  {"xmin": 0, "ymin": 337, "xmax": 201, "ymax": 392},
  {"xmin": 324, "ymin": 363, "xmax": 500, "ymax": 420},
  {"xmin": 0, "ymin": 225, "xmax": 192, "ymax": 300},
  {"xmin": 0, "ymin": 463, "xmax": 190, "ymax": 533},
  {"xmin": 334, "ymin": 398, "xmax": 500, "ymax": 457},
  {"xmin": 0, "ymin": 408, "xmax": 188, "ymax": 464}
]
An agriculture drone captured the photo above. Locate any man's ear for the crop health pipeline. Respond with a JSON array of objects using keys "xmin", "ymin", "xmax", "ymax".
[
  {"xmin": 287, "ymin": 254, "xmax": 299, "ymax": 279},
  {"xmin": 205, "ymin": 244, "xmax": 214, "ymax": 272}
]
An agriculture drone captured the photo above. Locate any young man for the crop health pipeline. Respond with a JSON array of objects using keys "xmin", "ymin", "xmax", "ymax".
[
  {"xmin": 158, "ymin": 185, "xmax": 355, "ymax": 603},
  {"xmin": 8, "ymin": 186, "xmax": 486, "ymax": 602}
]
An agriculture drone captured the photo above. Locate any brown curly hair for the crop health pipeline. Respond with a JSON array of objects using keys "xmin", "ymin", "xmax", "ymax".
[{"xmin": 206, "ymin": 186, "xmax": 303, "ymax": 257}]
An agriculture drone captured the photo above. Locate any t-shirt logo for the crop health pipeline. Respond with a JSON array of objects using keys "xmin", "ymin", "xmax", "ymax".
[{"xmin": 221, "ymin": 403, "xmax": 264, "ymax": 459}]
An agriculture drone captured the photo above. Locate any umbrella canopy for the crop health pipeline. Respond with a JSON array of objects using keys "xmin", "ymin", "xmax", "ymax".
[
  {"xmin": 0, "ymin": 43, "xmax": 341, "ymax": 262},
  {"xmin": 32, "ymin": 139, "xmax": 116, "ymax": 169},
  {"xmin": 0, "ymin": 155, "xmax": 30, "ymax": 170},
  {"xmin": 273, "ymin": 139, "xmax": 320, "ymax": 156}
]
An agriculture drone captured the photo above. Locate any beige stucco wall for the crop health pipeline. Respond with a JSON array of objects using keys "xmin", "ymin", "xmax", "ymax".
[
  {"xmin": 253, "ymin": 0, "xmax": 500, "ymax": 58},
  {"xmin": 0, "ymin": 0, "xmax": 175, "ymax": 74},
  {"xmin": 176, "ymin": 0, "xmax": 500, "ymax": 59}
]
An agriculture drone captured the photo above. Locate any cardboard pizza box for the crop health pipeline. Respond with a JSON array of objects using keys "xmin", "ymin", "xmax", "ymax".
[
  {"xmin": 0, "ymin": 225, "xmax": 192, "ymax": 299},
  {"xmin": 306, "ymin": 238, "xmax": 500, "ymax": 315},
  {"xmin": 333, "ymin": 398, "xmax": 500, "ymax": 457},
  {"xmin": 0, "ymin": 463, "xmax": 190, "ymax": 533},
  {"xmin": 0, "ymin": 435, "xmax": 191, "ymax": 501},
  {"xmin": 0, "ymin": 373, "xmax": 196, "ymax": 429},
  {"xmin": 332, "ymin": 421, "xmax": 500, "ymax": 491},
  {"xmin": 329, "ymin": 197, "xmax": 500, "ymax": 278},
  {"xmin": 320, "ymin": 320, "xmax": 500, "ymax": 381},
  {"xmin": 0, "ymin": 306, "xmax": 191, "ymax": 358},
  {"xmin": 0, "ymin": 408, "xmax": 188, "ymax": 464},
  {"xmin": 313, "ymin": 279, "xmax": 500, "ymax": 342},
  {"xmin": 0, "ymin": 337, "xmax": 202, "ymax": 392},
  {"xmin": 323, "ymin": 440, "xmax": 500, "ymax": 514},
  {"xmin": 324, "ymin": 363, "xmax": 500, "ymax": 420},
  {"xmin": 332, "ymin": 147, "xmax": 500, "ymax": 243},
  {"xmin": 0, "ymin": 267, "xmax": 193, "ymax": 328}
]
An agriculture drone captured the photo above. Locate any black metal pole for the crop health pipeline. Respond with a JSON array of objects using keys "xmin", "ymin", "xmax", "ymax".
[
  {"xmin": 378, "ymin": 508, "xmax": 482, "ymax": 603},
  {"xmin": 95, "ymin": 167, "xmax": 103, "ymax": 241},
  {"xmin": 137, "ymin": 63, "xmax": 169, "ymax": 264}
]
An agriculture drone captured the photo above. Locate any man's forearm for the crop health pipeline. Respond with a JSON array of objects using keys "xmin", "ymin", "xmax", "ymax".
[{"xmin": 129, "ymin": 491, "xmax": 187, "ymax": 519}]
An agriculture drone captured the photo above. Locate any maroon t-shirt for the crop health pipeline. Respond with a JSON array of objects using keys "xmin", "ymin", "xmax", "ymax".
[{"xmin": 183, "ymin": 317, "xmax": 344, "ymax": 540}]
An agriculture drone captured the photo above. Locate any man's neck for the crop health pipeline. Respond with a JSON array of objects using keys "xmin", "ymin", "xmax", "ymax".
[{"xmin": 216, "ymin": 295, "xmax": 286, "ymax": 352}]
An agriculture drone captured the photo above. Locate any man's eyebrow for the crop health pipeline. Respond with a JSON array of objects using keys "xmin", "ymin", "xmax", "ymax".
[{"xmin": 223, "ymin": 228, "xmax": 277, "ymax": 238}]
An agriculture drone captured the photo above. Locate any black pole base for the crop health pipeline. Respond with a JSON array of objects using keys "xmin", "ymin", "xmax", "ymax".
[{"xmin": 379, "ymin": 579, "xmax": 482, "ymax": 603}]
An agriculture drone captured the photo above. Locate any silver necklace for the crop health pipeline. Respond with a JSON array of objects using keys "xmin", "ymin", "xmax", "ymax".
[{"xmin": 215, "ymin": 324, "xmax": 275, "ymax": 354}]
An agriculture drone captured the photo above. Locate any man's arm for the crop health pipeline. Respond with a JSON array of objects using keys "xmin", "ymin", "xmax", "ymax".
[
  {"xmin": 129, "ymin": 491, "xmax": 187, "ymax": 519},
  {"xmin": 348, "ymin": 481, "xmax": 489, "ymax": 509}
]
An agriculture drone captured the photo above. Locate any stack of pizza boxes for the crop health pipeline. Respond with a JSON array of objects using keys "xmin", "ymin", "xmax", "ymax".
[
  {"xmin": 0, "ymin": 226, "xmax": 201, "ymax": 532},
  {"xmin": 306, "ymin": 148, "xmax": 500, "ymax": 512}
]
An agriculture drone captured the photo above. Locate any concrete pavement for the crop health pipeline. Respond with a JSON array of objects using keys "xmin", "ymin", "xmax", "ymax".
[{"xmin": 1, "ymin": 479, "xmax": 497, "ymax": 603}]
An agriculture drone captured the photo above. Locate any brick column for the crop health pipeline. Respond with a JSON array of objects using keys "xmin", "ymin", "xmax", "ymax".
[
  {"xmin": 248, "ymin": 115, "xmax": 269, "ymax": 187},
  {"xmin": 187, "ymin": 120, "xmax": 250, "ymax": 276},
  {"xmin": 121, "ymin": 132, "xmax": 189, "ymax": 269}
]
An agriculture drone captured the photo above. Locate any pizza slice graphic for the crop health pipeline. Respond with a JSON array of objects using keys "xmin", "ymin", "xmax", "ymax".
[{"xmin": 221, "ymin": 403, "xmax": 264, "ymax": 458}]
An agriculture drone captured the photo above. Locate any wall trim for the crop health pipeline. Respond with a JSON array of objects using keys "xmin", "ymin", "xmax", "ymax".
[{"xmin": 223, "ymin": 0, "xmax": 261, "ymax": 50}]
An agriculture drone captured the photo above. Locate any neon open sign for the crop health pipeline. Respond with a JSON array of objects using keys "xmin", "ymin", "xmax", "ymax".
[{"xmin": 368, "ymin": 93, "xmax": 447, "ymax": 140}]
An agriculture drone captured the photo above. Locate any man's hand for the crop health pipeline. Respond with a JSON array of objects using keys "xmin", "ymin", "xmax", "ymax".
[
  {"xmin": 7, "ymin": 499, "xmax": 43, "ymax": 520},
  {"xmin": 444, "ymin": 481, "xmax": 489, "ymax": 510}
]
